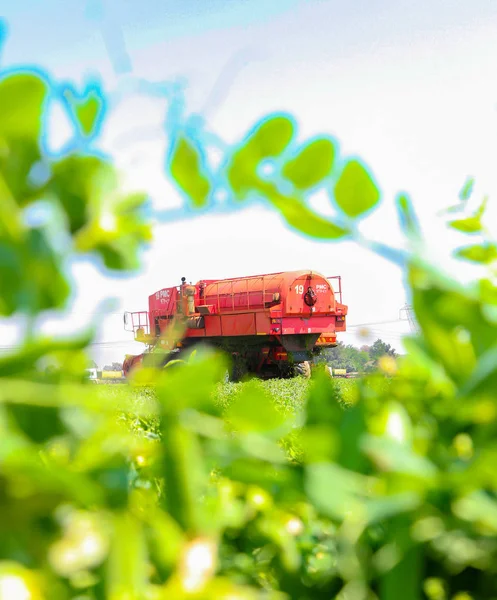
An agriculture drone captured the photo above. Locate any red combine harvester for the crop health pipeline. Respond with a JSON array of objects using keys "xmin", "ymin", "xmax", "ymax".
[{"xmin": 122, "ymin": 270, "xmax": 347, "ymax": 380}]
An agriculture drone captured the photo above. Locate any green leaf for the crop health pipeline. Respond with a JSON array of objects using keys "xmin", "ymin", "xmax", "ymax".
[
  {"xmin": 338, "ymin": 403, "xmax": 369, "ymax": 472},
  {"xmin": 161, "ymin": 421, "xmax": 209, "ymax": 533},
  {"xmin": 243, "ymin": 114, "xmax": 295, "ymax": 160},
  {"xmin": 452, "ymin": 491, "xmax": 497, "ymax": 533},
  {"xmin": 379, "ymin": 516, "xmax": 423, "ymax": 600},
  {"xmin": 361, "ymin": 435, "xmax": 437, "ymax": 479},
  {"xmin": 50, "ymin": 155, "xmax": 112, "ymax": 234},
  {"xmin": 225, "ymin": 380, "xmax": 286, "ymax": 434},
  {"xmin": 455, "ymin": 243, "xmax": 497, "ymax": 264},
  {"xmin": 107, "ymin": 512, "xmax": 149, "ymax": 600},
  {"xmin": 459, "ymin": 177, "xmax": 474, "ymax": 201},
  {"xmin": 449, "ymin": 216, "xmax": 482, "ymax": 234},
  {"xmin": 7, "ymin": 404, "xmax": 66, "ymax": 444},
  {"xmin": 476, "ymin": 195, "xmax": 488, "ymax": 218},
  {"xmin": 51, "ymin": 156, "xmax": 153, "ymax": 271},
  {"xmin": 70, "ymin": 90, "xmax": 104, "ymax": 137},
  {"xmin": 258, "ymin": 515, "xmax": 301, "ymax": 572},
  {"xmin": 24, "ymin": 227, "xmax": 71, "ymax": 313},
  {"xmin": 306, "ymin": 373, "xmax": 344, "ymax": 427},
  {"xmin": 267, "ymin": 188, "xmax": 349, "ymax": 240},
  {"xmin": 480, "ymin": 279, "xmax": 497, "ymax": 305},
  {"xmin": 169, "ymin": 136, "xmax": 212, "ymax": 208},
  {"xmin": 156, "ymin": 350, "xmax": 228, "ymax": 416},
  {"xmin": 305, "ymin": 462, "xmax": 369, "ymax": 521},
  {"xmin": 0, "ymin": 73, "xmax": 48, "ymax": 203},
  {"xmin": 146, "ymin": 507, "xmax": 185, "ymax": 574},
  {"xmin": 458, "ymin": 341, "xmax": 497, "ymax": 398},
  {"xmin": 0, "ymin": 73, "xmax": 47, "ymax": 139},
  {"xmin": 396, "ymin": 193, "xmax": 421, "ymax": 239},
  {"xmin": 367, "ymin": 493, "xmax": 421, "ymax": 525},
  {"xmin": 0, "ymin": 226, "xmax": 70, "ymax": 316},
  {"xmin": 226, "ymin": 115, "xmax": 294, "ymax": 200},
  {"xmin": 333, "ymin": 159, "xmax": 380, "ymax": 218},
  {"xmin": 282, "ymin": 137, "xmax": 335, "ymax": 191},
  {"xmin": 449, "ymin": 195, "xmax": 488, "ymax": 235}
]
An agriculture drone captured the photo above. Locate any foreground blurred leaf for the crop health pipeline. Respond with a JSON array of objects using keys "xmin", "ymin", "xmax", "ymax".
[
  {"xmin": 7, "ymin": 403, "xmax": 66, "ymax": 444},
  {"xmin": 62, "ymin": 86, "xmax": 104, "ymax": 137},
  {"xmin": 282, "ymin": 137, "xmax": 335, "ymax": 191},
  {"xmin": 361, "ymin": 435, "xmax": 437, "ymax": 479},
  {"xmin": 0, "ymin": 73, "xmax": 47, "ymax": 139},
  {"xmin": 145, "ymin": 507, "xmax": 185, "ymax": 575},
  {"xmin": 170, "ymin": 136, "xmax": 211, "ymax": 208},
  {"xmin": 455, "ymin": 243, "xmax": 497, "ymax": 264},
  {"xmin": 49, "ymin": 154, "xmax": 105, "ymax": 234},
  {"xmin": 449, "ymin": 216, "xmax": 482, "ymax": 234},
  {"xmin": 0, "ymin": 72, "xmax": 47, "ymax": 203},
  {"xmin": 396, "ymin": 193, "xmax": 421, "ymax": 239},
  {"xmin": 225, "ymin": 380, "xmax": 286, "ymax": 434},
  {"xmin": 75, "ymin": 92, "xmax": 103, "ymax": 136},
  {"xmin": 458, "ymin": 342, "xmax": 497, "ymax": 398},
  {"xmin": 379, "ymin": 516, "xmax": 422, "ymax": 600},
  {"xmin": 227, "ymin": 115, "xmax": 294, "ymax": 199},
  {"xmin": 449, "ymin": 197, "xmax": 487, "ymax": 235},
  {"xmin": 0, "ymin": 332, "xmax": 92, "ymax": 378},
  {"xmin": 367, "ymin": 492, "xmax": 421, "ymax": 525},
  {"xmin": 161, "ymin": 420, "xmax": 209, "ymax": 533},
  {"xmin": 408, "ymin": 264, "xmax": 484, "ymax": 384},
  {"xmin": 459, "ymin": 177, "xmax": 475, "ymax": 201},
  {"xmin": 242, "ymin": 114, "xmax": 295, "ymax": 160},
  {"xmin": 0, "ymin": 226, "xmax": 70, "ymax": 316},
  {"xmin": 49, "ymin": 155, "xmax": 152, "ymax": 270},
  {"xmin": 107, "ymin": 512, "xmax": 148, "ymax": 600},
  {"xmin": 333, "ymin": 159, "xmax": 380, "ymax": 218},
  {"xmin": 305, "ymin": 462, "xmax": 369, "ymax": 521},
  {"xmin": 267, "ymin": 186, "xmax": 349, "ymax": 239},
  {"xmin": 452, "ymin": 491, "xmax": 497, "ymax": 533},
  {"xmin": 156, "ymin": 350, "xmax": 227, "ymax": 415}
]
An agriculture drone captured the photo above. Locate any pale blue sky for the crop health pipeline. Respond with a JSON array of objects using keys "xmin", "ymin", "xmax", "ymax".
[{"xmin": 2, "ymin": 1, "xmax": 497, "ymax": 365}]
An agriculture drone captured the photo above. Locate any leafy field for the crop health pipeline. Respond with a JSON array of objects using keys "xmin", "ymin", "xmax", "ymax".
[
  {"xmin": 115, "ymin": 376, "xmax": 359, "ymax": 467},
  {"xmin": 215, "ymin": 377, "xmax": 357, "ymax": 414},
  {"xmin": 117, "ymin": 376, "xmax": 358, "ymax": 426}
]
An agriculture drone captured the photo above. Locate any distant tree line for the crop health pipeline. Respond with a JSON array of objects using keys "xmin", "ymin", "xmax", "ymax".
[
  {"xmin": 316, "ymin": 338, "xmax": 398, "ymax": 373},
  {"xmin": 87, "ymin": 361, "xmax": 123, "ymax": 372},
  {"xmin": 89, "ymin": 343, "xmax": 397, "ymax": 375}
]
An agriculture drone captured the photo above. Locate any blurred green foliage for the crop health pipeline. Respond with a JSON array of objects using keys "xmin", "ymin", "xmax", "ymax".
[{"xmin": 1, "ymin": 63, "xmax": 497, "ymax": 600}]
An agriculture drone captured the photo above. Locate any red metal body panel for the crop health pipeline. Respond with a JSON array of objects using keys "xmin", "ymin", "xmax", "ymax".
[
  {"xmin": 205, "ymin": 316, "xmax": 222, "ymax": 337},
  {"xmin": 220, "ymin": 314, "xmax": 256, "ymax": 336},
  {"xmin": 149, "ymin": 287, "xmax": 178, "ymax": 318},
  {"xmin": 280, "ymin": 316, "xmax": 337, "ymax": 335}
]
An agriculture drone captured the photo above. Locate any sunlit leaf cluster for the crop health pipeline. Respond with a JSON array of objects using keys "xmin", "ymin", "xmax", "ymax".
[
  {"xmin": 168, "ymin": 114, "xmax": 383, "ymax": 242},
  {"xmin": 2, "ymin": 51, "xmax": 497, "ymax": 600},
  {"xmin": 0, "ymin": 70, "xmax": 151, "ymax": 317}
]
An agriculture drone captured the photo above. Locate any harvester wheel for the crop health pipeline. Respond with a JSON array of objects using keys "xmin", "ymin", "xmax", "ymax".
[{"xmin": 294, "ymin": 361, "xmax": 311, "ymax": 379}]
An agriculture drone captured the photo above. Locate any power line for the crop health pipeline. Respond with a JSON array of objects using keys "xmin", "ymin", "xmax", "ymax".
[
  {"xmin": 0, "ymin": 312, "xmax": 411, "ymax": 352},
  {"xmin": 347, "ymin": 318, "xmax": 405, "ymax": 328},
  {"xmin": 0, "ymin": 339, "xmax": 139, "ymax": 352}
]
